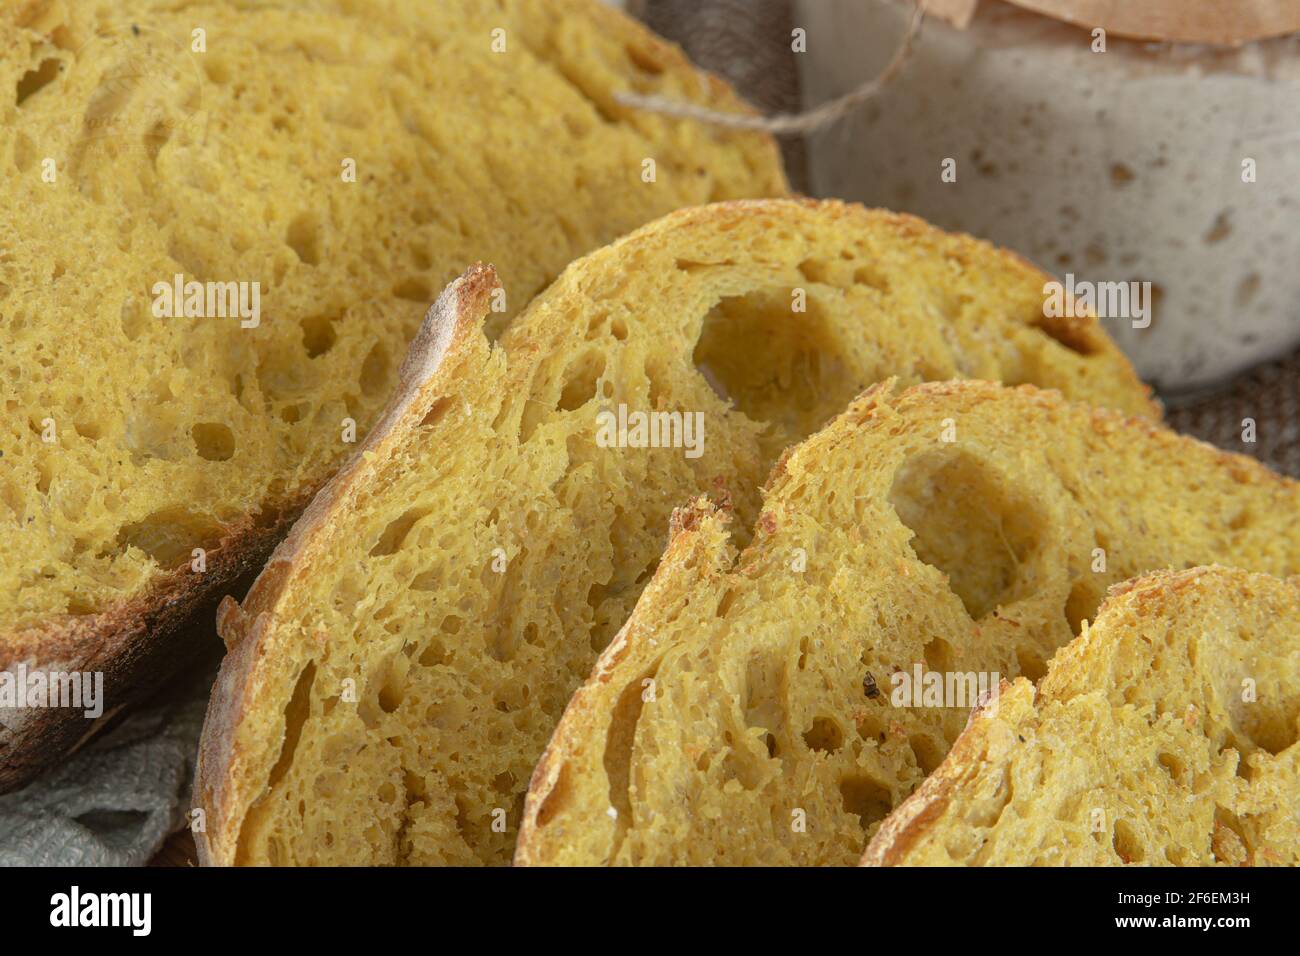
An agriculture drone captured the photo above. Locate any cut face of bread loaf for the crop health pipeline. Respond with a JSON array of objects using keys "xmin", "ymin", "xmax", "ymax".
[
  {"xmin": 0, "ymin": 0, "xmax": 785, "ymax": 789},
  {"xmin": 863, "ymin": 567, "xmax": 1300, "ymax": 866},
  {"xmin": 516, "ymin": 382, "xmax": 1300, "ymax": 866},
  {"xmin": 194, "ymin": 198, "xmax": 1154, "ymax": 866}
]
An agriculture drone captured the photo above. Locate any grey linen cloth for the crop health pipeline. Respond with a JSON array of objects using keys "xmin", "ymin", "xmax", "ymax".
[{"xmin": 0, "ymin": 663, "xmax": 211, "ymax": 866}]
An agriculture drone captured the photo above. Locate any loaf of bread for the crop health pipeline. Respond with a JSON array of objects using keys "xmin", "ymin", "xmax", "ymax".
[
  {"xmin": 863, "ymin": 567, "xmax": 1300, "ymax": 866},
  {"xmin": 193, "ymin": 198, "xmax": 1153, "ymax": 865},
  {"xmin": 515, "ymin": 381, "xmax": 1300, "ymax": 866},
  {"xmin": 0, "ymin": 0, "xmax": 784, "ymax": 790}
]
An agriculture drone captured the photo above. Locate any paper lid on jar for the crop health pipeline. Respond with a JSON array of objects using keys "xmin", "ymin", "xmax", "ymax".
[{"xmin": 923, "ymin": 0, "xmax": 1300, "ymax": 44}]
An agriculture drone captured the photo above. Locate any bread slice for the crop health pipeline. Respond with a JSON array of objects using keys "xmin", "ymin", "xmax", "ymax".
[
  {"xmin": 0, "ymin": 0, "xmax": 786, "ymax": 790},
  {"xmin": 862, "ymin": 566, "xmax": 1300, "ymax": 866},
  {"xmin": 515, "ymin": 381, "xmax": 1300, "ymax": 866},
  {"xmin": 193, "ymin": 198, "xmax": 1154, "ymax": 866}
]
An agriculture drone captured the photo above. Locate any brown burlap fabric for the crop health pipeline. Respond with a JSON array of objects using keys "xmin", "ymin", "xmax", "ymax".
[
  {"xmin": 636, "ymin": 0, "xmax": 1299, "ymax": 477},
  {"xmin": 1164, "ymin": 349, "xmax": 1300, "ymax": 478}
]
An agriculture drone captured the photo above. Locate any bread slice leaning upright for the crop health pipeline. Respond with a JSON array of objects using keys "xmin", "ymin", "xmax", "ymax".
[
  {"xmin": 194, "ymin": 198, "xmax": 1155, "ymax": 866},
  {"xmin": 0, "ymin": 0, "xmax": 786, "ymax": 791},
  {"xmin": 863, "ymin": 566, "xmax": 1300, "ymax": 866},
  {"xmin": 515, "ymin": 381, "xmax": 1300, "ymax": 866}
]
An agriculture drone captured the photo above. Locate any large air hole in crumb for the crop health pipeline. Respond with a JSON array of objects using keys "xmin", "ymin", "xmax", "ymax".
[
  {"xmin": 392, "ymin": 277, "xmax": 431, "ymax": 302},
  {"xmin": 1030, "ymin": 314, "xmax": 1100, "ymax": 355},
  {"xmin": 1016, "ymin": 647, "xmax": 1048, "ymax": 684},
  {"xmin": 191, "ymin": 422, "xmax": 235, "ymax": 461},
  {"xmin": 420, "ymin": 396, "xmax": 455, "ymax": 428},
  {"xmin": 534, "ymin": 763, "xmax": 572, "ymax": 828},
  {"xmin": 923, "ymin": 637, "xmax": 953, "ymax": 672},
  {"xmin": 517, "ymin": 397, "xmax": 548, "ymax": 445},
  {"xmin": 742, "ymin": 648, "xmax": 789, "ymax": 768},
  {"xmin": 1165, "ymin": 845, "xmax": 1193, "ymax": 865},
  {"xmin": 1112, "ymin": 818, "xmax": 1145, "ymax": 863},
  {"xmin": 602, "ymin": 666, "xmax": 657, "ymax": 840},
  {"xmin": 486, "ymin": 621, "xmax": 519, "ymax": 664},
  {"xmin": 889, "ymin": 449, "xmax": 1047, "ymax": 620},
  {"xmin": 857, "ymin": 707, "xmax": 887, "ymax": 742},
  {"xmin": 65, "ymin": 594, "xmax": 98, "ymax": 616},
  {"xmin": 839, "ymin": 775, "xmax": 893, "ymax": 831},
  {"xmin": 369, "ymin": 508, "xmax": 430, "ymax": 557},
  {"xmin": 1229, "ymin": 692, "xmax": 1300, "ymax": 757},
  {"xmin": 16, "ymin": 58, "xmax": 61, "ymax": 106},
  {"xmin": 1064, "ymin": 578, "xmax": 1103, "ymax": 635},
  {"xmin": 285, "ymin": 212, "xmax": 321, "ymax": 265},
  {"xmin": 909, "ymin": 733, "xmax": 945, "ymax": 775},
  {"xmin": 1157, "ymin": 752, "xmax": 1186, "ymax": 780},
  {"xmin": 692, "ymin": 288, "xmax": 857, "ymax": 462},
  {"xmin": 359, "ymin": 344, "xmax": 390, "ymax": 396},
  {"xmin": 115, "ymin": 508, "xmax": 223, "ymax": 568},
  {"xmin": 266, "ymin": 663, "xmax": 316, "ymax": 789},
  {"xmin": 585, "ymin": 580, "xmax": 612, "ymax": 650},
  {"xmin": 409, "ymin": 570, "xmax": 440, "ymax": 591},
  {"xmin": 417, "ymin": 641, "xmax": 451, "ymax": 667},
  {"xmin": 802, "ymin": 716, "xmax": 844, "ymax": 753},
  {"xmin": 300, "ymin": 314, "xmax": 337, "ymax": 357},
  {"xmin": 376, "ymin": 656, "xmax": 408, "ymax": 714},
  {"xmin": 796, "ymin": 258, "xmax": 833, "ymax": 284},
  {"xmin": 853, "ymin": 263, "xmax": 891, "ymax": 293},
  {"xmin": 557, "ymin": 350, "xmax": 606, "ymax": 412}
]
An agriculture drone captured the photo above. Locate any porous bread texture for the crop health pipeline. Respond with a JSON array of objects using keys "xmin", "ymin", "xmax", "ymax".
[
  {"xmin": 863, "ymin": 567, "xmax": 1300, "ymax": 866},
  {"xmin": 515, "ymin": 382, "xmax": 1300, "ymax": 866},
  {"xmin": 0, "ymin": 0, "xmax": 784, "ymax": 788},
  {"xmin": 195, "ymin": 198, "xmax": 1154, "ymax": 866}
]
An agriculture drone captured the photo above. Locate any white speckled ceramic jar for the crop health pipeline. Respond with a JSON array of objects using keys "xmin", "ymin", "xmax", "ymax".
[{"xmin": 799, "ymin": 0, "xmax": 1300, "ymax": 394}]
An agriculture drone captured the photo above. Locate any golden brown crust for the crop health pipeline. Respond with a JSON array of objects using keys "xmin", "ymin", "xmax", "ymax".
[{"xmin": 193, "ymin": 265, "xmax": 498, "ymax": 866}]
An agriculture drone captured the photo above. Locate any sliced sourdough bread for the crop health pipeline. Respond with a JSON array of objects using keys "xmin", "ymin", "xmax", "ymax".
[
  {"xmin": 862, "ymin": 566, "xmax": 1300, "ymax": 866},
  {"xmin": 0, "ymin": 0, "xmax": 785, "ymax": 790},
  {"xmin": 515, "ymin": 382, "xmax": 1300, "ymax": 866},
  {"xmin": 193, "ymin": 198, "xmax": 1154, "ymax": 865}
]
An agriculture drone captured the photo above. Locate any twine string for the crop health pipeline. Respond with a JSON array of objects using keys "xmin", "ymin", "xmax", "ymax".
[{"xmin": 614, "ymin": 2, "xmax": 927, "ymax": 136}]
